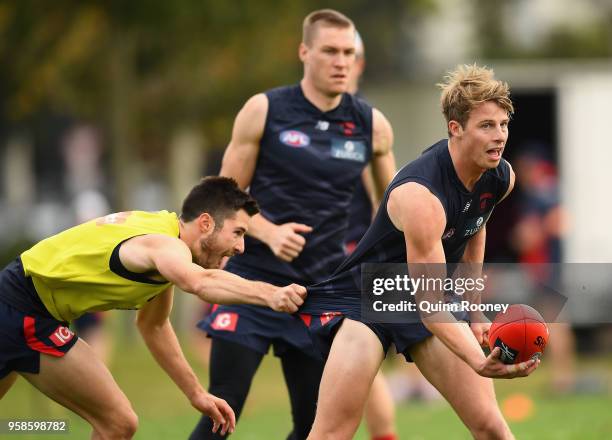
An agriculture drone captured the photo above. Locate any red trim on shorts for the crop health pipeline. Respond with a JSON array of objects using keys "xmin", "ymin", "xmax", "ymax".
[
  {"xmin": 299, "ymin": 313, "xmax": 312, "ymax": 327},
  {"xmin": 320, "ymin": 311, "xmax": 343, "ymax": 326},
  {"xmin": 23, "ymin": 316, "xmax": 65, "ymax": 357},
  {"xmin": 212, "ymin": 304, "xmax": 219, "ymax": 313}
]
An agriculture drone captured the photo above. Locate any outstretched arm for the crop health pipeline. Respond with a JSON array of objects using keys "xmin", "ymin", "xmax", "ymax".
[
  {"xmin": 136, "ymin": 287, "xmax": 235, "ymax": 435},
  {"xmin": 120, "ymin": 234, "xmax": 307, "ymax": 313}
]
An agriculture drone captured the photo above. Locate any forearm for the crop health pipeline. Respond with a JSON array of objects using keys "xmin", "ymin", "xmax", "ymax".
[
  {"xmin": 195, "ymin": 269, "xmax": 275, "ymax": 306},
  {"xmin": 245, "ymin": 213, "xmax": 276, "ymax": 244},
  {"xmin": 460, "ymin": 227, "xmax": 486, "ymax": 313},
  {"xmin": 423, "ymin": 316, "xmax": 486, "ymax": 369},
  {"xmin": 137, "ymin": 319, "xmax": 204, "ymax": 401}
]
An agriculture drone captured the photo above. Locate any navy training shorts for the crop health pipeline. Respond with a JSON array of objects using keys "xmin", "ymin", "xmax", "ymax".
[
  {"xmin": 0, "ymin": 259, "xmax": 79, "ymax": 379},
  {"xmin": 199, "ymin": 264, "xmax": 320, "ymax": 359}
]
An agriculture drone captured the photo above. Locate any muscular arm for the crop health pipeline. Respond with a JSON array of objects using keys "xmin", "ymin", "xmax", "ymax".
[
  {"xmin": 119, "ymin": 234, "xmax": 306, "ymax": 313},
  {"xmin": 136, "ymin": 288, "xmax": 235, "ymax": 434},
  {"xmin": 219, "ymin": 94, "xmax": 267, "ymax": 189},
  {"xmin": 369, "ymin": 108, "xmax": 396, "ymax": 201},
  {"xmin": 387, "ymin": 182, "xmax": 536, "ymax": 378},
  {"xmin": 219, "ymin": 94, "xmax": 312, "ymax": 261},
  {"xmin": 387, "ymin": 183, "xmax": 487, "ymax": 368}
]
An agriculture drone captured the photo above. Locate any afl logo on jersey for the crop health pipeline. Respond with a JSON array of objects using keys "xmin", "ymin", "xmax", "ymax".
[{"xmin": 280, "ymin": 130, "xmax": 310, "ymax": 147}]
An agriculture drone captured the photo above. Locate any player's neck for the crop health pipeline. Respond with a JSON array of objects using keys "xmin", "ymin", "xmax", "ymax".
[
  {"xmin": 178, "ymin": 219, "xmax": 197, "ymax": 250},
  {"xmin": 447, "ymin": 139, "xmax": 485, "ymax": 192},
  {"xmin": 300, "ymin": 79, "xmax": 343, "ymax": 112}
]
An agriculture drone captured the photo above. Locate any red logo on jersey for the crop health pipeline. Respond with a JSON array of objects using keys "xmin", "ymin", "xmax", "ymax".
[
  {"xmin": 479, "ymin": 193, "xmax": 494, "ymax": 212},
  {"xmin": 211, "ymin": 312, "xmax": 239, "ymax": 332},
  {"xmin": 340, "ymin": 121, "xmax": 356, "ymax": 136},
  {"xmin": 320, "ymin": 311, "xmax": 343, "ymax": 326},
  {"xmin": 49, "ymin": 325, "xmax": 75, "ymax": 347}
]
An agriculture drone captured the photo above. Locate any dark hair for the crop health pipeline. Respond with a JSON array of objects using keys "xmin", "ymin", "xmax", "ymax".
[{"xmin": 181, "ymin": 176, "xmax": 259, "ymax": 225}]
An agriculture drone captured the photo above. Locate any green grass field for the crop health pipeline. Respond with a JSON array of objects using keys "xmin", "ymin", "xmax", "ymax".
[{"xmin": 1, "ymin": 332, "xmax": 611, "ymax": 439}]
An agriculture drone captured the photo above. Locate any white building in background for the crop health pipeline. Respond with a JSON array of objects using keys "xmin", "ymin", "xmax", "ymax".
[{"xmin": 406, "ymin": 0, "xmax": 607, "ymax": 74}]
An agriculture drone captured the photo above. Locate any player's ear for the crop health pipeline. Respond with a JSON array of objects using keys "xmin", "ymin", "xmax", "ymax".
[
  {"xmin": 299, "ymin": 42, "xmax": 308, "ymax": 62},
  {"xmin": 197, "ymin": 213, "xmax": 215, "ymax": 234},
  {"xmin": 448, "ymin": 120, "xmax": 463, "ymax": 137}
]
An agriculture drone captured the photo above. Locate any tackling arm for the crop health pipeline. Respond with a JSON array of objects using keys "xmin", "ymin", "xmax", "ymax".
[
  {"xmin": 136, "ymin": 287, "xmax": 235, "ymax": 435},
  {"xmin": 120, "ymin": 234, "xmax": 306, "ymax": 313}
]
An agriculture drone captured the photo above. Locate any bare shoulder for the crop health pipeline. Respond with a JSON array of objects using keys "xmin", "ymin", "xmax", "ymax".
[
  {"xmin": 387, "ymin": 182, "xmax": 445, "ymax": 233},
  {"xmin": 372, "ymin": 108, "xmax": 394, "ymax": 156},
  {"xmin": 242, "ymin": 93, "xmax": 269, "ymax": 113},
  {"xmin": 117, "ymin": 234, "xmax": 191, "ymax": 276},
  {"xmin": 232, "ymin": 93, "xmax": 269, "ymax": 141},
  {"xmin": 239, "ymin": 93, "xmax": 269, "ymax": 124}
]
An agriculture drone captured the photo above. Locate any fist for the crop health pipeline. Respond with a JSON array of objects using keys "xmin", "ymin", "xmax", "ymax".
[
  {"xmin": 268, "ymin": 223, "xmax": 313, "ymax": 262},
  {"xmin": 269, "ymin": 283, "xmax": 307, "ymax": 313}
]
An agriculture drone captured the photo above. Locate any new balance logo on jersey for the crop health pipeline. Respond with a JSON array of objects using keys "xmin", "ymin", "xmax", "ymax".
[
  {"xmin": 462, "ymin": 200, "xmax": 472, "ymax": 212},
  {"xmin": 316, "ymin": 120, "xmax": 330, "ymax": 131}
]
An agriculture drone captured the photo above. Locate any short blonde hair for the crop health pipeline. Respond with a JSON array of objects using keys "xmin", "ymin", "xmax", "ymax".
[
  {"xmin": 302, "ymin": 9, "xmax": 354, "ymax": 46},
  {"xmin": 438, "ymin": 64, "xmax": 514, "ymax": 132}
]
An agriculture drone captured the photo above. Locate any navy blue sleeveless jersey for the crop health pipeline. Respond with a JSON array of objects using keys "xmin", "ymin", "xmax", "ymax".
[
  {"xmin": 227, "ymin": 84, "xmax": 373, "ymax": 284},
  {"xmin": 300, "ymin": 139, "xmax": 511, "ymax": 316},
  {"xmin": 344, "ymin": 179, "xmax": 373, "ymax": 252}
]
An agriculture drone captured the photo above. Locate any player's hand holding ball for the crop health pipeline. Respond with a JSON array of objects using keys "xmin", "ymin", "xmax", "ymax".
[
  {"xmin": 476, "ymin": 304, "xmax": 549, "ymax": 379},
  {"xmin": 269, "ymin": 283, "xmax": 307, "ymax": 313}
]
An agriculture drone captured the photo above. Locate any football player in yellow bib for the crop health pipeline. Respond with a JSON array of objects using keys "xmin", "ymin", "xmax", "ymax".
[{"xmin": 0, "ymin": 176, "xmax": 306, "ymax": 438}]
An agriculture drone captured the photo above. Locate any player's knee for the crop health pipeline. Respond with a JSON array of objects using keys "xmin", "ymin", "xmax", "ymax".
[
  {"xmin": 98, "ymin": 407, "xmax": 139, "ymax": 439},
  {"xmin": 308, "ymin": 425, "xmax": 355, "ymax": 440},
  {"xmin": 309, "ymin": 410, "xmax": 361, "ymax": 440},
  {"xmin": 469, "ymin": 411, "xmax": 510, "ymax": 440}
]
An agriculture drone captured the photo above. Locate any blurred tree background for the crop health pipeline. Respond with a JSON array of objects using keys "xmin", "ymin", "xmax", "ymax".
[
  {"xmin": 0, "ymin": 0, "xmax": 611, "ymax": 251},
  {"xmin": 0, "ymin": 0, "xmax": 436, "ymax": 211}
]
